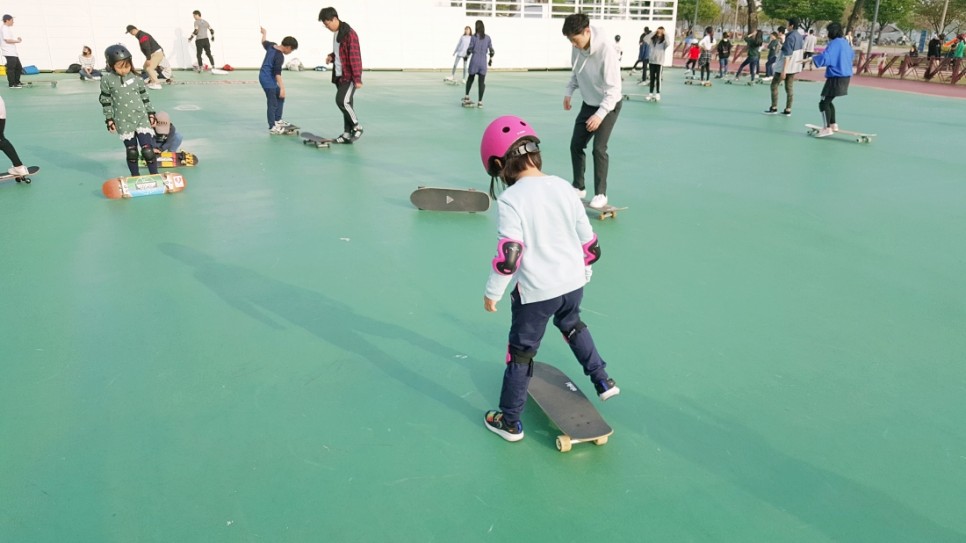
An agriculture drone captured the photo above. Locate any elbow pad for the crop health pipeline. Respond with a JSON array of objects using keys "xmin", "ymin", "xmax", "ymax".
[
  {"xmin": 492, "ymin": 239, "xmax": 524, "ymax": 276},
  {"xmin": 582, "ymin": 235, "xmax": 601, "ymax": 265}
]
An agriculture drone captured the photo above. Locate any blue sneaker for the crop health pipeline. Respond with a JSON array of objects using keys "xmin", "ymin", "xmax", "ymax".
[
  {"xmin": 594, "ymin": 378, "xmax": 620, "ymax": 401},
  {"xmin": 484, "ymin": 411, "xmax": 524, "ymax": 442}
]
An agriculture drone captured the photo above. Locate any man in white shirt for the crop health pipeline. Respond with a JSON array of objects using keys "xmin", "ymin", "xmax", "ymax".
[
  {"xmin": 562, "ymin": 13, "xmax": 623, "ymax": 210},
  {"xmin": 1, "ymin": 14, "xmax": 24, "ymax": 89}
]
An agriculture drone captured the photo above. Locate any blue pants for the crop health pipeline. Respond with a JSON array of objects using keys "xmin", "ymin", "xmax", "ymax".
[
  {"xmin": 765, "ymin": 55, "xmax": 776, "ymax": 77},
  {"xmin": 498, "ymin": 286, "xmax": 609, "ymax": 423},
  {"xmin": 263, "ymin": 87, "xmax": 284, "ymax": 128},
  {"xmin": 159, "ymin": 132, "xmax": 183, "ymax": 152},
  {"xmin": 123, "ymin": 132, "xmax": 159, "ymax": 176},
  {"xmin": 718, "ymin": 57, "xmax": 729, "ymax": 76}
]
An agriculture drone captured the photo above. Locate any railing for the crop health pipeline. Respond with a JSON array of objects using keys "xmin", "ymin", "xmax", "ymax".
[{"xmin": 443, "ymin": 0, "xmax": 675, "ymax": 21}]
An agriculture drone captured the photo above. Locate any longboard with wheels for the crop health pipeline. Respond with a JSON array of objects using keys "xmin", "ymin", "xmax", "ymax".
[
  {"xmin": 805, "ymin": 124, "xmax": 875, "ymax": 143},
  {"xmin": 410, "ymin": 186, "xmax": 490, "ymax": 212},
  {"xmin": 102, "ymin": 172, "xmax": 186, "ymax": 199},
  {"xmin": 528, "ymin": 361, "xmax": 613, "ymax": 453},
  {"xmin": 24, "ymin": 80, "xmax": 58, "ymax": 88},
  {"xmin": 0, "ymin": 166, "xmax": 40, "ymax": 184},
  {"xmin": 300, "ymin": 132, "xmax": 333, "ymax": 148},
  {"xmin": 623, "ymin": 93, "xmax": 654, "ymax": 102},
  {"xmin": 583, "ymin": 201, "xmax": 627, "ymax": 220},
  {"xmin": 139, "ymin": 151, "xmax": 199, "ymax": 168}
]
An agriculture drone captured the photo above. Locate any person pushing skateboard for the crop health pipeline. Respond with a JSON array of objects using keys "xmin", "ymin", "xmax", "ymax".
[{"xmin": 479, "ymin": 115, "xmax": 620, "ymax": 443}]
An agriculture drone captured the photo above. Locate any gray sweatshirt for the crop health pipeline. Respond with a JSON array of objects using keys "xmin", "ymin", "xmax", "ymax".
[
  {"xmin": 565, "ymin": 26, "xmax": 623, "ymax": 119},
  {"xmin": 485, "ymin": 175, "xmax": 595, "ymax": 305}
]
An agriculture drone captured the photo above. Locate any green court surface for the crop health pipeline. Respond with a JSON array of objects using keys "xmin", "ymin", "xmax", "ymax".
[{"xmin": 1, "ymin": 70, "xmax": 964, "ymax": 542}]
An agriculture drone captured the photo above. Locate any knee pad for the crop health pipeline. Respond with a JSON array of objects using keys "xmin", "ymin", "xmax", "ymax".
[
  {"xmin": 561, "ymin": 321, "xmax": 587, "ymax": 344},
  {"xmin": 492, "ymin": 239, "xmax": 524, "ymax": 276},
  {"xmin": 126, "ymin": 146, "xmax": 139, "ymax": 163},
  {"xmin": 141, "ymin": 145, "xmax": 157, "ymax": 164},
  {"xmin": 505, "ymin": 347, "xmax": 535, "ymax": 375},
  {"xmin": 582, "ymin": 235, "xmax": 601, "ymax": 265}
]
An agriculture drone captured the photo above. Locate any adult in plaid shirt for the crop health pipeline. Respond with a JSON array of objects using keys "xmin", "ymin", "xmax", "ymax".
[{"xmin": 320, "ymin": 7, "xmax": 364, "ymax": 144}]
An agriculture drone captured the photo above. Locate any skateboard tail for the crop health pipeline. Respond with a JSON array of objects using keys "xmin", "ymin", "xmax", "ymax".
[{"xmin": 102, "ymin": 173, "xmax": 187, "ymax": 199}]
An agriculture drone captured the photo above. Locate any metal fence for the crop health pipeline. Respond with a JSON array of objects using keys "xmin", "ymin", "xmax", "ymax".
[{"xmin": 443, "ymin": 1, "xmax": 676, "ymax": 21}]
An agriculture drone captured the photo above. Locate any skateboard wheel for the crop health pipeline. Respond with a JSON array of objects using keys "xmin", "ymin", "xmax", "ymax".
[
  {"xmin": 594, "ymin": 436, "xmax": 608, "ymax": 446},
  {"xmin": 556, "ymin": 435, "xmax": 572, "ymax": 453}
]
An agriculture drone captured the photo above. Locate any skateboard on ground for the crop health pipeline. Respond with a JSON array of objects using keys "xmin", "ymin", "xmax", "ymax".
[
  {"xmin": 805, "ymin": 124, "xmax": 875, "ymax": 143},
  {"xmin": 300, "ymin": 132, "xmax": 333, "ymax": 148},
  {"xmin": 461, "ymin": 99, "xmax": 481, "ymax": 108},
  {"xmin": 583, "ymin": 201, "xmax": 627, "ymax": 220},
  {"xmin": 725, "ymin": 78, "xmax": 761, "ymax": 85},
  {"xmin": 443, "ymin": 77, "xmax": 462, "ymax": 85},
  {"xmin": 528, "ymin": 361, "xmax": 613, "ymax": 453},
  {"xmin": 0, "ymin": 166, "xmax": 39, "ymax": 184},
  {"xmin": 273, "ymin": 124, "xmax": 300, "ymax": 136},
  {"xmin": 623, "ymin": 93, "xmax": 657, "ymax": 102},
  {"xmin": 24, "ymin": 80, "xmax": 58, "ymax": 88},
  {"xmin": 684, "ymin": 80, "xmax": 712, "ymax": 86},
  {"xmin": 140, "ymin": 151, "xmax": 199, "ymax": 168},
  {"xmin": 410, "ymin": 186, "xmax": 490, "ymax": 212},
  {"xmin": 102, "ymin": 172, "xmax": 186, "ymax": 199}
]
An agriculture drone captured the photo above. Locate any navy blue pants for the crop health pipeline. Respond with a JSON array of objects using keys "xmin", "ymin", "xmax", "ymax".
[
  {"xmin": 499, "ymin": 286, "xmax": 609, "ymax": 423},
  {"xmin": 263, "ymin": 87, "xmax": 284, "ymax": 128}
]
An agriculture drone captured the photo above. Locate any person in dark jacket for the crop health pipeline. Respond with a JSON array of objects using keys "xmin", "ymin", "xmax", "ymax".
[
  {"xmin": 320, "ymin": 7, "xmax": 364, "ymax": 144},
  {"xmin": 126, "ymin": 25, "xmax": 166, "ymax": 89}
]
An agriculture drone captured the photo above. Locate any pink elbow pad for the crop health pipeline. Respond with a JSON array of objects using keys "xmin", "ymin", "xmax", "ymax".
[
  {"xmin": 582, "ymin": 235, "xmax": 601, "ymax": 265},
  {"xmin": 492, "ymin": 239, "xmax": 524, "ymax": 275}
]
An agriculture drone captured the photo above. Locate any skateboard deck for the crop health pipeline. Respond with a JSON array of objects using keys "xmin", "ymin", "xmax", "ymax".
[
  {"xmin": 0, "ymin": 166, "xmax": 39, "ymax": 184},
  {"xmin": 461, "ymin": 100, "xmax": 480, "ymax": 108},
  {"xmin": 300, "ymin": 132, "xmax": 333, "ymax": 148},
  {"xmin": 724, "ymin": 79, "xmax": 761, "ymax": 85},
  {"xmin": 684, "ymin": 80, "xmax": 712, "ymax": 86},
  {"xmin": 210, "ymin": 68, "xmax": 230, "ymax": 75},
  {"xmin": 805, "ymin": 124, "xmax": 875, "ymax": 143},
  {"xmin": 583, "ymin": 201, "xmax": 627, "ymax": 220},
  {"xmin": 24, "ymin": 80, "xmax": 58, "ymax": 88},
  {"xmin": 102, "ymin": 172, "xmax": 186, "ymax": 199},
  {"xmin": 443, "ymin": 78, "xmax": 462, "ymax": 85},
  {"xmin": 528, "ymin": 361, "xmax": 613, "ymax": 452},
  {"xmin": 410, "ymin": 186, "xmax": 490, "ymax": 212},
  {"xmin": 139, "ymin": 151, "xmax": 199, "ymax": 168},
  {"xmin": 623, "ymin": 93, "xmax": 654, "ymax": 102}
]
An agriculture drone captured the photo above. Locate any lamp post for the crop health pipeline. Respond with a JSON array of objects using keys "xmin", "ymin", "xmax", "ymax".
[{"xmin": 865, "ymin": 0, "xmax": 881, "ymax": 63}]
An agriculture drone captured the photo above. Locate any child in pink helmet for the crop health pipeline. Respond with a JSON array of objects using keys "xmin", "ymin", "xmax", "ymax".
[{"xmin": 481, "ymin": 115, "xmax": 620, "ymax": 442}]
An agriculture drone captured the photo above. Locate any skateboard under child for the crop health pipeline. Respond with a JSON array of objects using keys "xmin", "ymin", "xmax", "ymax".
[
  {"xmin": 102, "ymin": 172, "xmax": 186, "ymax": 199},
  {"xmin": 410, "ymin": 186, "xmax": 490, "ymax": 212},
  {"xmin": 527, "ymin": 361, "xmax": 613, "ymax": 453},
  {"xmin": 139, "ymin": 151, "xmax": 199, "ymax": 168},
  {"xmin": 805, "ymin": 124, "xmax": 876, "ymax": 143},
  {"xmin": 0, "ymin": 166, "xmax": 39, "ymax": 184},
  {"xmin": 583, "ymin": 201, "xmax": 627, "ymax": 220}
]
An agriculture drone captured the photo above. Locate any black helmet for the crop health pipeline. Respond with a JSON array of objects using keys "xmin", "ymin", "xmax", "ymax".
[{"xmin": 105, "ymin": 44, "xmax": 132, "ymax": 65}]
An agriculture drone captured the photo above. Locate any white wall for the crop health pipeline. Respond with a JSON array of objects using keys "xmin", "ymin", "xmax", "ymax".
[{"xmin": 7, "ymin": 0, "xmax": 676, "ymax": 70}]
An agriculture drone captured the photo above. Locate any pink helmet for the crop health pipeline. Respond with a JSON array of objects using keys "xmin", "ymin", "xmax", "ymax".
[{"xmin": 480, "ymin": 116, "xmax": 540, "ymax": 176}]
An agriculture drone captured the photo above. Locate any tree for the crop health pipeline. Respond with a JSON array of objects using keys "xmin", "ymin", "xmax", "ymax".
[
  {"xmin": 846, "ymin": 0, "xmax": 866, "ymax": 35},
  {"xmin": 680, "ymin": 0, "xmax": 723, "ymax": 29},
  {"xmin": 912, "ymin": 0, "xmax": 966, "ymax": 35},
  {"xmin": 759, "ymin": 0, "xmax": 849, "ymax": 31},
  {"xmin": 747, "ymin": 0, "xmax": 760, "ymax": 34},
  {"xmin": 872, "ymin": 0, "xmax": 917, "ymax": 42}
]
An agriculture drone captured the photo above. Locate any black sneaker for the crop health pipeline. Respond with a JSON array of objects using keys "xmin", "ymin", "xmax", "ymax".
[
  {"xmin": 781, "ymin": 109, "xmax": 792, "ymax": 116},
  {"xmin": 763, "ymin": 107, "xmax": 778, "ymax": 115},
  {"xmin": 594, "ymin": 378, "xmax": 621, "ymax": 401},
  {"xmin": 484, "ymin": 411, "xmax": 524, "ymax": 442},
  {"xmin": 333, "ymin": 133, "xmax": 353, "ymax": 144}
]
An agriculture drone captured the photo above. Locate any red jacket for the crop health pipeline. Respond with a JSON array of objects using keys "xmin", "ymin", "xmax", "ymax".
[
  {"xmin": 687, "ymin": 45, "xmax": 700, "ymax": 60},
  {"xmin": 332, "ymin": 22, "xmax": 362, "ymax": 86}
]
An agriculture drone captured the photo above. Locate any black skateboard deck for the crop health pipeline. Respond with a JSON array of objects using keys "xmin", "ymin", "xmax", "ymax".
[
  {"xmin": 528, "ymin": 361, "xmax": 613, "ymax": 452},
  {"xmin": 410, "ymin": 187, "xmax": 490, "ymax": 212},
  {"xmin": 0, "ymin": 166, "xmax": 39, "ymax": 184},
  {"xmin": 300, "ymin": 132, "xmax": 333, "ymax": 148},
  {"xmin": 583, "ymin": 201, "xmax": 627, "ymax": 220},
  {"xmin": 805, "ymin": 124, "xmax": 875, "ymax": 143}
]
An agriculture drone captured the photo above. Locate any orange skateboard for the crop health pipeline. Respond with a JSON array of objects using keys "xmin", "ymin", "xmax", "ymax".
[{"xmin": 102, "ymin": 172, "xmax": 186, "ymax": 199}]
